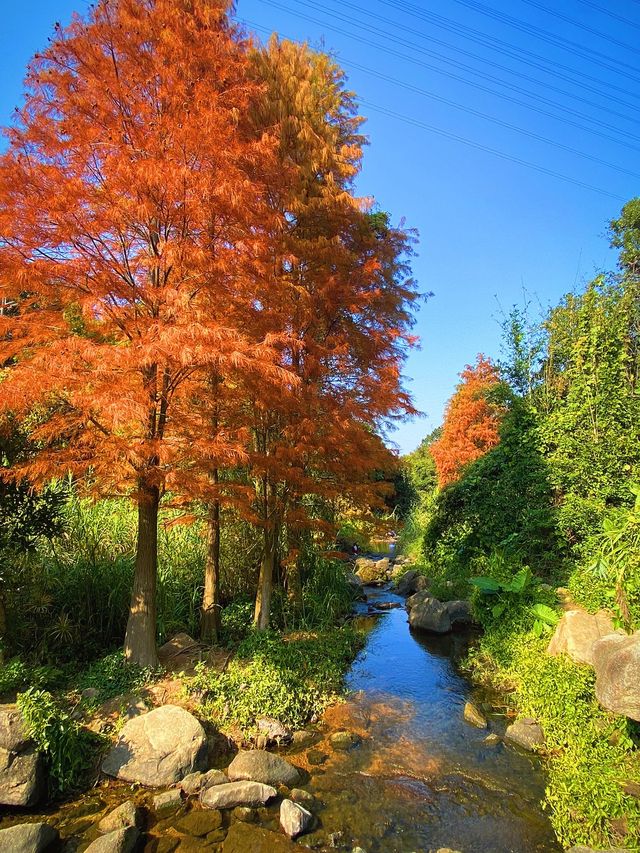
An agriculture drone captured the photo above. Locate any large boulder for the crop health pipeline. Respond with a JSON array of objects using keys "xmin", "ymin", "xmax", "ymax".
[
  {"xmin": 0, "ymin": 705, "xmax": 30, "ymax": 752},
  {"xmin": 408, "ymin": 594, "xmax": 473, "ymax": 634},
  {"xmin": 227, "ymin": 750, "xmax": 300, "ymax": 787},
  {"xmin": 0, "ymin": 704, "xmax": 46, "ymax": 807},
  {"xmin": 0, "ymin": 822, "xmax": 58, "ymax": 853},
  {"xmin": 0, "ymin": 744, "xmax": 46, "ymax": 807},
  {"xmin": 547, "ymin": 609, "xmax": 617, "ymax": 666},
  {"xmin": 593, "ymin": 632, "xmax": 640, "ymax": 721},
  {"xmin": 201, "ymin": 780, "xmax": 277, "ymax": 809},
  {"xmin": 504, "ymin": 718, "xmax": 545, "ymax": 751},
  {"xmin": 395, "ymin": 570, "xmax": 428, "ymax": 597},
  {"xmin": 102, "ymin": 704, "xmax": 207, "ymax": 786}
]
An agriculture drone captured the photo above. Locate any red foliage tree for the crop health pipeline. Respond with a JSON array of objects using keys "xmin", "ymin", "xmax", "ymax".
[
  {"xmin": 0, "ymin": 0, "xmax": 288, "ymax": 665},
  {"xmin": 430, "ymin": 355, "xmax": 503, "ymax": 487}
]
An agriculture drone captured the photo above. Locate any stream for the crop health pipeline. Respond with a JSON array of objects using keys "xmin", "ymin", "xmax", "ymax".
[
  {"xmin": 0, "ymin": 582, "xmax": 561, "ymax": 852},
  {"xmin": 294, "ymin": 583, "xmax": 560, "ymax": 852}
]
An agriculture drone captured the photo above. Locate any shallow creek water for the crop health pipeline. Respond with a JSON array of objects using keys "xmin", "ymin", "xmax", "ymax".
[
  {"xmin": 0, "ymin": 583, "xmax": 560, "ymax": 852},
  {"xmin": 294, "ymin": 584, "xmax": 560, "ymax": 852}
]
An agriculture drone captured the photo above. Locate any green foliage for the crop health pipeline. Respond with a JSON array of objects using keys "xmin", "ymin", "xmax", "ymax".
[
  {"xmin": 75, "ymin": 651, "xmax": 162, "ymax": 708},
  {"xmin": 467, "ymin": 629, "xmax": 640, "ymax": 850},
  {"xmin": 277, "ymin": 555, "xmax": 357, "ymax": 631},
  {"xmin": 469, "ymin": 552, "xmax": 559, "ymax": 635},
  {"xmin": 17, "ymin": 688, "xmax": 98, "ymax": 794},
  {"xmin": 587, "ymin": 483, "xmax": 640, "ymax": 630},
  {"xmin": 423, "ymin": 396, "xmax": 561, "ymax": 581},
  {"xmin": 187, "ymin": 627, "xmax": 363, "ymax": 731},
  {"xmin": 0, "ymin": 658, "xmax": 66, "ymax": 697}
]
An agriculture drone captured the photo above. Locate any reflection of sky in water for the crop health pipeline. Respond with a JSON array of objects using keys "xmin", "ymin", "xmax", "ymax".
[{"xmin": 306, "ymin": 585, "xmax": 560, "ymax": 853}]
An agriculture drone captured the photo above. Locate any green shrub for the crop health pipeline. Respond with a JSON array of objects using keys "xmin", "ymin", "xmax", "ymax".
[
  {"xmin": 17, "ymin": 688, "xmax": 98, "ymax": 794},
  {"xmin": 467, "ymin": 629, "xmax": 640, "ymax": 850},
  {"xmin": 0, "ymin": 658, "xmax": 66, "ymax": 697},
  {"xmin": 187, "ymin": 627, "xmax": 363, "ymax": 731},
  {"xmin": 75, "ymin": 651, "xmax": 162, "ymax": 707}
]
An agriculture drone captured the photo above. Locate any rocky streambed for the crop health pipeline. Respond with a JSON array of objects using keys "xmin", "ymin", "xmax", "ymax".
[{"xmin": 0, "ymin": 574, "xmax": 566, "ymax": 853}]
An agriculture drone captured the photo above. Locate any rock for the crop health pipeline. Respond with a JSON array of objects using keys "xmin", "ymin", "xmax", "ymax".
[
  {"xmin": 504, "ymin": 718, "xmax": 545, "ymax": 751},
  {"xmin": 408, "ymin": 595, "xmax": 473, "ymax": 634},
  {"xmin": 85, "ymin": 827, "xmax": 140, "ymax": 853},
  {"xmin": 158, "ymin": 632, "xmax": 199, "ymax": 658},
  {"xmin": 374, "ymin": 601, "xmax": 401, "ymax": 611},
  {"xmin": 178, "ymin": 768, "xmax": 227, "ymax": 795},
  {"xmin": 232, "ymin": 806, "xmax": 258, "ymax": 822},
  {"xmin": 0, "ymin": 704, "xmax": 30, "ymax": 752},
  {"xmin": 395, "ymin": 570, "xmax": 429, "ymax": 597},
  {"xmin": 355, "ymin": 557, "xmax": 387, "ymax": 585},
  {"xmin": 290, "ymin": 787, "xmax": 314, "ymax": 805},
  {"xmin": 153, "ymin": 788, "xmax": 183, "ymax": 812},
  {"xmin": 176, "ymin": 809, "xmax": 223, "ymax": 836},
  {"xmin": 306, "ymin": 748, "xmax": 328, "ymax": 765},
  {"xmin": 463, "ymin": 701, "xmax": 488, "ymax": 729},
  {"xmin": 280, "ymin": 798, "xmax": 313, "ymax": 838},
  {"xmin": 435, "ymin": 849, "xmax": 463, "ymax": 853},
  {"xmin": 82, "ymin": 687, "xmax": 100, "ymax": 702},
  {"xmin": 565, "ymin": 848, "xmax": 630, "ymax": 853},
  {"xmin": 375, "ymin": 557, "xmax": 390, "ymax": 573},
  {"xmin": 98, "ymin": 800, "xmax": 142, "ymax": 833},
  {"xmin": 547, "ymin": 609, "xmax": 617, "ymax": 665},
  {"xmin": 290, "ymin": 730, "xmax": 315, "ymax": 748},
  {"xmin": 102, "ymin": 705, "xmax": 207, "ymax": 786},
  {"xmin": 227, "ymin": 750, "xmax": 300, "ymax": 787},
  {"xmin": 593, "ymin": 632, "xmax": 640, "ymax": 721},
  {"xmin": 0, "ymin": 822, "xmax": 58, "ymax": 853},
  {"xmin": 256, "ymin": 717, "xmax": 291, "ymax": 744},
  {"xmin": 484, "ymin": 733, "xmax": 501, "ymax": 746},
  {"xmin": 0, "ymin": 743, "xmax": 46, "ymax": 806},
  {"xmin": 201, "ymin": 780, "xmax": 277, "ymax": 809},
  {"xmin": 329, "ymin": 730, "xmax": 361, "ymax": 750},
  {"xmin": 222, "ymin": 821, "xmax": 298, "ymax": 852}
]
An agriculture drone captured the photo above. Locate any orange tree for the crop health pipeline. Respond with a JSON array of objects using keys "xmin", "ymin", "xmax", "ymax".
[
  {"xmin": 430, "ymin": 355, "xmax": 503, "ymax": 487},
  {"xmin": 0, "ymin": 0, "xmax": 288, "ymax": 665}
]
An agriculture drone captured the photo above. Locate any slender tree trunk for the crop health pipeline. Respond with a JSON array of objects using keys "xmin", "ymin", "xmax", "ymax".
[
  {"xmin": 124, "ymin": 482, "xmax": 159, "ymax": 667},
  {"xmin": 0, "ymin": 588, "xmax": 6, "ymax": 666},
  {"xmin": 286, "ymin": 523, "xmax": 304, "ymax": 610},
  {"xmin": 254, "ymin": 523, "xmax": 276, "ymax": 630},
  {"xmin": 202, "ymin": 471, "xmax": 222, "ymax": 644}
]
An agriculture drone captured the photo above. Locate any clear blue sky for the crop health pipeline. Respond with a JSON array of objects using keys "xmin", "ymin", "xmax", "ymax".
[{"xmin": 2, "ymin": 1, "xmax": 637, "ymax": 453}]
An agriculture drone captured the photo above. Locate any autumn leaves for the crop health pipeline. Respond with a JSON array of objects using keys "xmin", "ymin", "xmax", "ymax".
[{"xmin": 0, "ymin": 1, "xmax": 417, "ymax": 664}]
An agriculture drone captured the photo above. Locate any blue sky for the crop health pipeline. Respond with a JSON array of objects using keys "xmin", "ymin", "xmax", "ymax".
[{"xmin": 1, "ymin": 1, "xmax": 637, "ymax": 453}]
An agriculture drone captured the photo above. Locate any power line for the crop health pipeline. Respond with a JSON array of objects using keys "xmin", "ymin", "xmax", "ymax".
[
  {"xmin": 243, "ymin": 21, "xmax": 629, "ymax": 201},
  {"xmin": 320, "ymin": 0, "xmax": 639, "ymax": 123},
  {"xmin": 451, "ymin": 0, "xmax": 640, "ymax": 81},
  {"xmin": 378, "ymin": 0, "xmax": 640, "ymax": 106},
  {"xmin": 574, "ymin": 0, "xmax": 640, "ymax": 32},
  {"xmin": 256, "ymin": 1, "xmax": 640, "ymax": 152},
  {"xmin": 341, "ymin": 58, "xmax": 640, "ymax": 179},
  {"xmin": 517, "ymin": 0, "xmax": 640, "ymax": 56},
  {"xmin": 359, "ymin": 99, "xmax": 625, "ymax": 201}
]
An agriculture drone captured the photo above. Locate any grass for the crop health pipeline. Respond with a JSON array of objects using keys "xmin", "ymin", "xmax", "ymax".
[
  {"xmin": 186, "ymin": 626, "xmax": 365, "ymax": 733},
  {"xmin": 467, "ymin": 620, "xmax": 640, "ymax": 851}
]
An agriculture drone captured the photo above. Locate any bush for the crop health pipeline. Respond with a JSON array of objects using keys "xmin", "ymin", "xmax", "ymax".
[
  {"xmin": 467, "ymin": 629, "xmax": 640, "ymax": 850},
  {"xmin": 17, "ymin": 688, "xmax": 98, "ymax": 794},
  {"xmin": 187, "ymin": 627, "xmax": 363, "ymax": 731},
  {"xmin": 75, "ymin": 650, "xmax": 162, "ymax": 707}
]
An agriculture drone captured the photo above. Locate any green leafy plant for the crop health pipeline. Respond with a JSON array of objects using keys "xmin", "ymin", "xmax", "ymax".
[
  {"xmin": 589, "ymin": 483, "xmax": 640, "ymax": 629},
  {"xmin": 470, "ymin": 558, "xmax": 559, "ymax": 635},
  {"xmin": 17, "ymin": 688, "xmax": 98, "ymax": 794},
  {"xmin": 187, "ymin": 627, "xmax": 363, "ymax": 731}
]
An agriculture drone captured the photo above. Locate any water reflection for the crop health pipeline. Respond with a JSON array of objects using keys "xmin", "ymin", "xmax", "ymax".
[{"xmin": 302, "ymin": 584, "xmax": 559, "ymax": 852}]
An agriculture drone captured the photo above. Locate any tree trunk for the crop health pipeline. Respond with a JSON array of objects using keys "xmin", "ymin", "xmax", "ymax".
[
  {"xmin": 202, "ymin": 485, "xmax": 222, "ymax": 644},
  {"xmin": 254, "ymin": 524, "xmax": 276, "ymax": 630},
  {"xmin": 124, "ymin": 482, "xmax": 159, "ymax": 667}
]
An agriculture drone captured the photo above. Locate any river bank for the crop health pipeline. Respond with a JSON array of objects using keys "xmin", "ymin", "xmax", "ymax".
[{"xmin": 0, "ymin": 559, "xmax": 567, "ymax": 852}]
